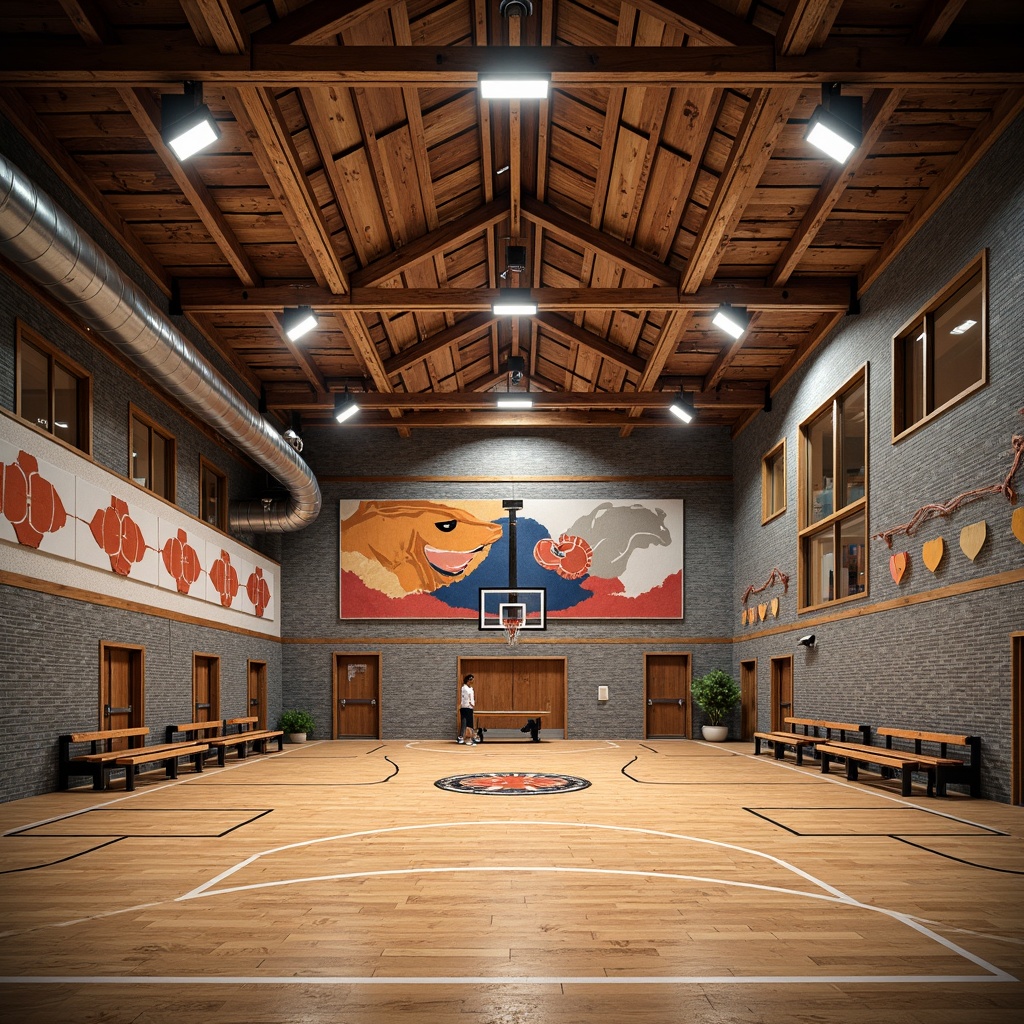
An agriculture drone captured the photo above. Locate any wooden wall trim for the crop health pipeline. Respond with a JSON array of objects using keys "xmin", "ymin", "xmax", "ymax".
[
  {"xmin": 284, "ymin": 636, "xmax": 718, "ymax": 645},
  {"xmin": 324, "ymin": 474, "xmax": 733, "ymax": 484}
]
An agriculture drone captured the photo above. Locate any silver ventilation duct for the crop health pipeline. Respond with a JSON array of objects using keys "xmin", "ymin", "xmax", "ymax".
[{"xmin": 0, "ymin": 153, "xmax": 320, "ymax": 533}]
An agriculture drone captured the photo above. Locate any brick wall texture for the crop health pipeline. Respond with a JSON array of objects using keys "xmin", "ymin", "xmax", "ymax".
[{"xmin": 2, "ymin": 109, "xmax": 1022, "ymax": 802}]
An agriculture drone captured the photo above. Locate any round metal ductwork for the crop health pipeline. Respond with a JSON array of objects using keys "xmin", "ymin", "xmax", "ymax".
[{"xmin": 0, "ymin": 152, "xmax": 321, "ymax": 533}]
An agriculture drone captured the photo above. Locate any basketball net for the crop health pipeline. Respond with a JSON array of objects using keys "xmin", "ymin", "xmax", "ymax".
[{"xmin": 502, "ymin": 616, "xmax": 523, "ymax": 647}]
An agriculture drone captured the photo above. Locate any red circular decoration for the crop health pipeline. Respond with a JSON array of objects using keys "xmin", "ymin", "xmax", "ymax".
[
  {"xmin": 210, "ymin": 550, "xmax": 240, "ymax": 608},
  {"xmin": 434, "ymin": 772, "xmax": 591, "ymax": 796},
  {"xmin": 246, "ymin": 566, "xmax": 271, "ymax": 616},
  {"xmin": 89, "ymin": 496, "xmax": 146, "ymax": 575},
  {"xmin": 161, "ymin": 528, "xmax": 202, "ymax": 593},
  {"xmin": 2, "ymin": 451, "xmax": 67, "ymax": 549}
]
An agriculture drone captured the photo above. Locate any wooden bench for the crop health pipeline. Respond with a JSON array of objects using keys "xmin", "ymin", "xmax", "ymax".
[
  {"xmin": 165, "ymin": 717, "xmax": 284, "ymax": 766},
  {"xmin": 816, "ymin": 742, "xmax": 922, "ymax": 796},
  {"xmin": 752, "ymin": 731, "xmax": 819, "ymax": 765},
  {"xmin": 472, "ymin": 711, "xmax": 551, "ymax": 742},
  {"xmin": 753, "ymin": 716, "xmax": 871, "ymax": 766},
  {"xmin": 113, "ymin": 743, "xmax": 209, "ymax": 791},
  {"xmin": 784, "ymin": 716, "xmax": 872, "ymax": 744},
  {"xmin": 878, "ymin": 727, "xmax": 981, "ymax": 797},
  {"xmin": 59, "ymin": 727, "xmax": 207, "ymax": 791}
]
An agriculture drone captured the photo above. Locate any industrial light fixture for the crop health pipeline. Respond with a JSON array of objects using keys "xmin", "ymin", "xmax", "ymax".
[
  {"xmin": 712, "ymin": 304, "xmax": 750, "ymax": 340},
  {"xmin": 669, "ymin": 393, "xmax": 696, "ymax": 424},
  {"xmin": 161, "ymin": 82, "xmax": 220, "ymax": 161},
  {"xmin": 480, "ymin": 76, "xmax": 549, "ymax": 100},
  {"xmin": 282, "ymin": 306, "xmax": 318, "ymax": 342},
  {"xmin": 497, "ymin": 397, "xmax": 533, "ymax": 409},
  {"xmin": 282, "ymin": 413, "xmax": 304, "ymax": 453},
  {"xmin": 798, "ymin": 634, "xmax": 816, "ymax": 648},
  {"xmin": 493, "ymin": 289, "xmax": 537, "ymax": 315},
  {"xmin": 507, "ymin": 355, "xmax": 526, "ymax": 384},
  {"xmin": 334, "ymin": 392, "xmax": 360, "ymax": 424},
  {"xmin": 805, "ymin": 84, "xmax": 862, "ymax": 164}
]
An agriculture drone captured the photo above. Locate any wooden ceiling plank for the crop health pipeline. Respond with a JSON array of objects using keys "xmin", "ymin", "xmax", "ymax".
[
  {"xmin": 523, "ymin": 195, "xmax": 678, "ymax": 287},
  {"xmin": 339, "ymin": 309, "xmax": 396, "ymax": 395},
  {"xmin": 0, "ymin": 90, "xmax": 172, "ymax": 296},
  {"xmin": 857, "ymin": 88, "xmax": 1024, "ymax": 296},
  {"xmin": 179, "ymin": 0, "xmax": 250, "ymax": 54},
  {"xmin": 230, "ymin": 85, "xmax": 350, "ymax": 294},
  {"xmin": 57, "ymin": 0, "xmax": 116, "ymax": 46},
  {"xmin": 776, "ymin": 0, "xmax": 845, "ymax": 57},
  {"xmin": 119, "ymin": 87, "xmax": 262, "ymax": 288},
  {"xmin": 185, "ymin": 310, "xmax": 263, "ymax": 395},
  {"xmin": 768, "ymin": 88, "xmax": 904, "ymax": 287},
  {"xmin": 252, "ymin": 0, "xmax": 395, "ymax": 46},
  {"xmin": 536, "ymin": 313, "xmax": 646, "ymax": 375},
  {"xmin": 267, "ymin": 311, "xmax": 331, "ymax": 393},
  {"xmin": 634, "ymin": 0, "xmax": 774, "ymax": 47},
  {"xmin": 352, "ymin": 197, "xmax": 509, "ymax": 286}
]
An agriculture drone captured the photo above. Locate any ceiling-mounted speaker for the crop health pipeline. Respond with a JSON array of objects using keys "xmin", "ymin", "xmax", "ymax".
[
  {"xmin": 505, "ymin": 244, "xmax": 527, "ymax": 273},
  {"xmin": 499, "ymin": 0, "xmax": 533, "ymax": 16}
]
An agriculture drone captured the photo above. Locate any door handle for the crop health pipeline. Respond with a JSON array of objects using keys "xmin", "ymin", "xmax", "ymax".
[
  {"xmin": 250, "ymin": 698, "xmax": 259, "ymax": 706},
  {"xmin": 195, "ymin": 702, "xmax": 211, "ymax": 710},
  {"xmin": 104, "ymin": 704, "xmax": 132, "ymax": 717}
]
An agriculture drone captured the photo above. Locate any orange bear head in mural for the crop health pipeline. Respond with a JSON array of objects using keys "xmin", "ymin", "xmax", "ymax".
[{"xmin": 341, "ymin": 500, "xmax": 503, "ymax": 596}]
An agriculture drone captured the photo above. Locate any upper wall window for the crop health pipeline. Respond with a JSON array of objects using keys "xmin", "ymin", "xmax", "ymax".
[
  {"xmin": 130, "ymin": 405, "xmax": 176, "ymax": 501},
  {"xmin": 15, "ymin": 325, "xmax": 91, "ymax": 453},
  {"xmin": 200, "ymin": 457, "xmax": 227, "ymax": 531},
  {"xmin": 893, "ymin": 251, "xmax": 987, "ymax": 440},
  {"xmin": 799, "ymin": 367, "xmax": 867, "ymax": 611},
  {"xmin": 761, "ymin": 439, "xmax": 786, "ymax": 524}
]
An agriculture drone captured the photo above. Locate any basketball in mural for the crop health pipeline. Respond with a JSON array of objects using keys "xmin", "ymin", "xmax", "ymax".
[
  {"xmin": 1, "ymin": 450, "xmax": 68, "ymax": 549},
  {"xmin": 89, "ymin": 496, "xmax": 146, "ymax": 576},
  {"xmin": 246, "ymin": 566, "xmax": 271, "ymax": 617},
  {"xmin": 210, "ymin": 550, "xmax": 240, "ymax": 608},
  {"xmin": 162, "ymin": 528, "xmax": 202, "ymax": 593}
]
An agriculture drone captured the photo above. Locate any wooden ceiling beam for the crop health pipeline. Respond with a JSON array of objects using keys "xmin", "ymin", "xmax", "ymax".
[
  {"xmin": 57, "ymin": 0, "xmax": 116, "ymax": 45},
  {"xmin": 522, "ymin": 196, "xmax": 678, "ymax": 287},
  {"xmin": 351, "ymin": 198, "xmax": 509, "ymax": 287},
  {"xmin": 776, "ymin": 0, "xmax": 845, "ymax": 56},
  {"xmin": 251, "ymin": 0, "xmax": 394, "ymax": 46},
  {"xmin": 634, "ymin": 0, "xmax": 774, "ymax": 47},
  {"xmin": 179, "ymin": 0, "xmax": 249, "ymax": 53},
  {"xmin": 118, "ymin": 86, "xmax": 261, "ymax": 288},
  {"xmin": 383, "ymin": 313, "xmax": 498, "ymax": 377},
  {"xmin": 535, "ymin": 313, "xmax": 646, "ymax": 376},
  {"xmin": 5, "ymin": 45, "xmax": 1021, "ymax": 87},
  {"xmin": 329, "ymin": 409, "xmax": 719, "ymax": 428},
  {"xmin": 267, "ymin": 312, "xmax": 330, "ymax": 394},
  {"xmin": 178, "ymin": 278, "xmax": 854, "ymax": 313},
  {"xmin": 911, "ymin": 0, "xmax": 969, "ymax": 47}
]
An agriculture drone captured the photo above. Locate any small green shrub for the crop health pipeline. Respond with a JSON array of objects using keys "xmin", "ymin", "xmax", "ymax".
[
  {"xmin": 278, "ymin": 709, "xmax": 315, "ymax": 735},
  {"xmin": 691, "ymin": 669, "xmax": 740, "ymax": 726}
]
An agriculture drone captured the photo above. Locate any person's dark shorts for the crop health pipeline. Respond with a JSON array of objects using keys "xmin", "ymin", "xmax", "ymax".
[{"xmin": 460, "ymin": 707, "xmax": 474, "ymax": 730}]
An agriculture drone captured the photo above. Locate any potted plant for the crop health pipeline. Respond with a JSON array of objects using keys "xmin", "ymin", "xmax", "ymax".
[
  {"xmin": 692, "ymin": 669, "xmax": 740, "ymax": 741},
  {"xmin": 278, "ymin": 709, "xmax": 315, "ymax": 743}
]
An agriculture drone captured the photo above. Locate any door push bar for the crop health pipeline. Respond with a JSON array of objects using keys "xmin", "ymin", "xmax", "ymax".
[
  {"xmin": 195, "ymin": 702, "xmax": 211, "ymax": 710},
  {"xmin": 339, "ymin": 698, "xmax": 377, "ymax": 707},
  {"xmin": 104, "ymin": 704, "xmax": 132, "ymax": 717},
  {"xmin": 647, "ymin": 698, "xmax": 684, "ymax": 706}
]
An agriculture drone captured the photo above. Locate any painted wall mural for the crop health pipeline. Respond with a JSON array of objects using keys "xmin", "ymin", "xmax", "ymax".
[
  {"xmin": 0, "ymin": 417, "xmax": 276, "ymax": 623},
  {"xmin": 339, "ymin": 498, "xmax": 684, "ymax": 619}
]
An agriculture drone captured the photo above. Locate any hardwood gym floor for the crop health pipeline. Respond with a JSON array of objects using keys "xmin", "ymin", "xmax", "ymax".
[{"xmin": 1, "ymin": 739, "xmax": 1022, "ymax": 1023}]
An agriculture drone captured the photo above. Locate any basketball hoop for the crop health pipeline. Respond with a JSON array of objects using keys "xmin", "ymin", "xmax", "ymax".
[{"xmin": 502, "ymin": 616, "xmax": 523, "ymax": 646}]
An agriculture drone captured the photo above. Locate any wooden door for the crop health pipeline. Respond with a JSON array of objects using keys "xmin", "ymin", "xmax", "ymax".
[
  {"xmin": 740, "ymin": 659, "xmax": 757, "ymax": 740},
  {"xmin": 333, "ymin": 654, "xmax": 381, "ymax": 739},
  {"xmin": 458, "ymin": 657, "xmax": 568, "ymax": 736},
  {"xmin": 1012, "ymin": 633, "xmax": 1023, "ymax": 805},
  {"xmin": 247, "ymin": 660, "xmax": 268, "ymax": 729},
  {"xmin": 644, "ymin": 653, "xmax": 690, "ymax": 738},
  {"xmin": 99, "ymin": 642, "xmax": 144, "ymax": 749},
  {"xmin": 192, "ymin": 653, "xmax": 220, "ymax": 723},
  {"xmin": 770, "ymin": 655, "xmax": 794, "ymax": 731}
]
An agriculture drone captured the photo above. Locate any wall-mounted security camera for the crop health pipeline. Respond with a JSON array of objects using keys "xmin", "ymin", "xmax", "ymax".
[
  {"xmin": 282, "ymin": 427, "xmax": 304, "ymax": 454},
  {"xmin": 798, "ymin": 634, "xmax": 816, "ymax": 648}
]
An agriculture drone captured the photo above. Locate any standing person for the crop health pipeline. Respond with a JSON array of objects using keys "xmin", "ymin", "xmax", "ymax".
[{"xmin": 459, "ymin": 673, "xmax": 476, "ymax": 744}]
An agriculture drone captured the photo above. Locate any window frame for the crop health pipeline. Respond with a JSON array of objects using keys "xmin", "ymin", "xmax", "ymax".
[
  {"xmin": 14, "ymin": 322, "xmax": 92, "ymax": 455},
  {"xmin": 892, "ymin": 250, "xmax": 988, "ymax": 442},
  {"xmin": 199, "ymin": 456, "xmax": 228, "ymax": 532},
  {"xmin": 761, "ymin": 438, "xmax": 787, "ymax": 524},
  {"xmin": 129, "ymin": 404, "xmax": 177, "ymax": 502},
  {"xmin": 797, "ymin": 365, "xmax": 868, "ymax": 613}
]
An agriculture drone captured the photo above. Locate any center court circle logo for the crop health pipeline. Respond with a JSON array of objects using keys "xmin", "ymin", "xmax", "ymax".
[{"xmin": 434, "ymin": 772, "xmax": 591, "ymax": 795}]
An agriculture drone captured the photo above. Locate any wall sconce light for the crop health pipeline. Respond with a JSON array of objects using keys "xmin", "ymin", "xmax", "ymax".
[
  {"xmin": 161, "ymin": 82, "xmax": 220, "ymax": 161},
  {"xmin": 334, "ymin": 393, "xmax": 360, "ymax": 424},
  {"xmin": 669, "ymin": 393, "xmax": 696, "ymax": 424},
  {"xmin": 805, "ymin": 84, "xmax": 862, "ymax": 164},
  {"xmin": 798, "ymin": 634, "xmax": 816, "ymax": 648},
  {"xmin": 712, "ymin": 304, "xmax": 750, "ymax": 340},
  {"xmin": 282, "ymin": 306, "xmax": 318, "ymax": 342},
  {"xmin": 493, "ymin": 289, "xmax": 537, "ymax": 315}
]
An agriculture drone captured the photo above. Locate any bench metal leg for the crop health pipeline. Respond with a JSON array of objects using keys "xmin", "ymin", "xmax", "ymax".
[{"xmin": 754, "ymin": 737, "xmax": 762, "ymax": 756}]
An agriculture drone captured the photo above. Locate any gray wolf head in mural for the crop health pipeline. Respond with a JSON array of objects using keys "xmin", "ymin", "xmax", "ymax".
[
  {"xmin": 341, "ymin": 501, "xmax": 503, "ymax": 597},
  {"xmin": 565, "ymin": 503, "xmax": 671, "ymax": 578}
]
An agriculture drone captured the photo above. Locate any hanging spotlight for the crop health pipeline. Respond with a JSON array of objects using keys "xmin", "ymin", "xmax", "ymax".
[
  {"xmin": 334, "ymin": 392, "xmax": 360, "ymax": 424},
  {"xmin": 712, "ymin": 304, "xmax": 750, "ymax": 340},
  {"xmin": 161, "ymin": 82, "xmax": 220, "ymax": 161},
  {"xmin": 492, "ymin": 289, "xmax": 537, "ymax": 315},
  {"xmin": 282, "ymin": 306, "xmax": 318, "ymax": 342},
  {"xmin": 805, "ymin": 84, "xmax": 863, "ymax": 164},
  {"xmin": 669, "ymin": 394, "xmax": 696, "ymax": 424}
]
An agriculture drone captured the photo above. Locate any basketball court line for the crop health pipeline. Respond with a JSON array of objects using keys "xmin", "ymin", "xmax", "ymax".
[{"xmin": 406, "ymin": 740, "xmax": 621, "ymax": 754}]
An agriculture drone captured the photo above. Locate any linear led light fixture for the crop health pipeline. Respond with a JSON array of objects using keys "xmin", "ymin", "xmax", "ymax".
[
  {"xmin": 669, "ymin": 394, "xmax": 696, "ymax": 424},
  {"xmin": 805, "ymin": 84, "xmax": 863, "ymax": 164},
  {"xmin": 161, "ymin": 82, "xmax": 220, "ymax": 161},
  {"xmin": 497, "ymin": 397, "xmax": 534, "ymax": 409},
  {"xmin": 711, "ymin": 304, "xmax": 750, "ymax": 340},
  {"xmin": 492, "ymin": 289, "xmax": 537, "ymax": 315},
  {"xmin": 334, "ymin": 393, "xmax": 360, "ymax": 424},
  {"xmin": 480, "ymin": 76, "xmax": 550, "ymax": 100},
  {"xmin": 282, "ymin": 306, "xmax": 318, "ymax": 342}
]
